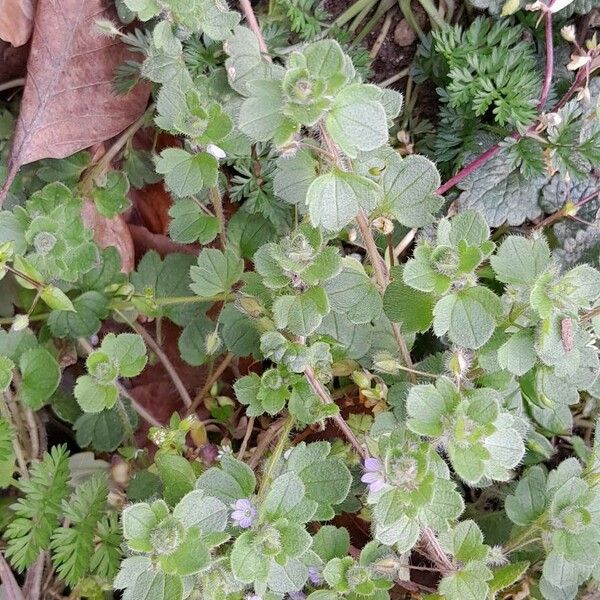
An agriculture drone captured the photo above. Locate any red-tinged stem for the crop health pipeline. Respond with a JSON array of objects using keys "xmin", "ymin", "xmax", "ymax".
[
  {"xmin": 538, "ymin": 10, "xmax": 554, "ymax": 110},
  {"xmin": 435, "ymin": 16, "xmax": 600, "ymax": 197},
  {"xmin": 435, "ymin": 143, "xmax": 504, "ymax": 195}
]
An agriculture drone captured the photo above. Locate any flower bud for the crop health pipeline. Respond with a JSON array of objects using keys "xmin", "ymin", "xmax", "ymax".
[
  {"xmin": 12, "ymin": 314, "xmax": 29, "ymax": 332},
  {"xmin": 560, "ymin": 24, "xmax": 576, "ymax": 42}
]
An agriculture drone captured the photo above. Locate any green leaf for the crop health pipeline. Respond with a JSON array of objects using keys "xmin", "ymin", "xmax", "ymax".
[
  {"xmin": 273, "ymin": 287, "xmax": 330, "ymax": 336},
  {"xmin": 47, "ymin": 291, "xmax": 108, "ymax": 338},
  {"xmin": 381, "ymin": 153, "xmax": 442, "ymax": 228},
  {"xmin": 160, "ymin": 527, "xmax": 210, "ymax": 576},
  {"xmin": 438, "ymin": 561, "xmax": 492, "ymax": 600},
  {"xmin": 155, "ymin": 453, "xmax": 196, "ymax": 505},
  {"xmin": 312, "ymin": 526, "xmax": 350, "ymax": 561},
  {"xmin": 488, "ymin": 562, "xmax": 529, "ymax": 595},
  {"xmin": 239, "ymin": 80, "xmax": 285, "ymax": 142},
  {"xmin": 219, "ymin": 304, "xmax": 260, "ymax": 357},
  {"xmin": 497, "ymin": 329, "xmax": 536, "ymax": 375},
  {"xmin": 189, "ymin": 248, "xmax": 243, "ymax": 297},
  {"xmin": 168, "ymin": 199, "xmax": 219, "ymax": 244},
  {"xmin": 457, "ymin": 151, "xmax": 545, "ymax": 227},
  {"xmin": 445, "ymin": 520, "xmax": 488, "ymax": 562},
  {"xmin": 74, "ymin": 376, "xmax": 118, "ymax": 413},
  {"xmin": 306, "ymin": 169, "xmax": 382, "ymax": 232},
  {"xmin": 227, "ymin": 211, "xmax": 276, "ymax": 259},
  {"xmin": 490, "ymin": 235, "xmax": 551, "ymax": 286},
  {"xmin": 263, "ymin": 472, "xmax": 306, "ymax": 519},
  {"xmin": 178, "ymin": 315, "xmax": 214, "ymax": 366},
  {"xmin": 173, "ymin": 490, "xmax": 228, "ymax": 533},
  {"xmin": 131, "ymin": 251, "xmax": 201, "ymax": 325},
  {"xmin": 0, "ymin": 355, "xmax": 14, "ymax": 392},
  {"xmin": 155, "ymin": 148, "xmax": 218, "ymax": 197},
  {"xmin": 101, "ymin": 333, "xmax": 147, "ymax": 378},
  {"xmin": 91, "ymin": 171, "xmax": 130, "ymax": 218},
  {"xmin": 383, "ymin": 266, "xmax": 434, "ymax": 333},
  {"xmin": 433, "ymin": 286, "xmax": 502, "ymax": 349},
  {"xmin": 326, "ymin": 84, "xmax": 388, "ymax": 158},
  {"xmin": 224, "ymin": 26, "xmax": 278, "ymax": 96},
  {"xmin": 196, "ymin": 456, "xmax": 256, "ymax": 502},
  {"xmin": 19, "ymin": 347, "xmax": 60, "ymax": 409},
  {"xmin": 505, "ymin": 466, "xmax": 547, "ymax": 526},
  {"xmin": 273, "ymin": 149, "xmax": 318, "ymax": 207},
  {"xmin": 74, "ymin": 405, "xmax": 137, "ymax": 452},
  {"xmin": 231, "ymin": 531, "xmax": 268, "ymax": 583},
  {"xmin": 41, "ymin": 286, "xmax": 75, "ymax": 312},
  {"xmin": 324, "ymin": 258, "xmax": 383, "ymax": 324}
]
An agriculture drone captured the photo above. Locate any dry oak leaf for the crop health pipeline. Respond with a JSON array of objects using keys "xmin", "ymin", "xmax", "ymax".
[
  {"xmin": 0, "ymin": 0, "xmax": 150, "ymax": 205},
  {"xmin": 0, "ymin": 0, "xmax": 34, "ymax": 47}
]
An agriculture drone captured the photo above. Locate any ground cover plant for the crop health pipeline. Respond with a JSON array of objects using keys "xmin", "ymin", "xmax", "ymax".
[{"xmin": 0, "ymin": 0, "xmax": 598, "ymax": 598}]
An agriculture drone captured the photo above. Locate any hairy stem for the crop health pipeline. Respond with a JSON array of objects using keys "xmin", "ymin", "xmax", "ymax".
[
  {"xmin": 124, "ymin": 315, "xmax": 193, "ymax": 409},
  {"xmin": 187, "ymin": 352, "xmax": 235, "ymax": 415},
  {"xmin": 257, "ymin": 415, "xmax": 294, "ymax": 499},
  {"xmin": 209, "ymin": 186, "xmax": 228, "ymax": 248},
  {"xmin": 304, "ymin": 365, "xmax": 368, "ymax": 460},
  {"xmin": 237, "ymin": 0, "xmax": 270, "ymax": 57}
]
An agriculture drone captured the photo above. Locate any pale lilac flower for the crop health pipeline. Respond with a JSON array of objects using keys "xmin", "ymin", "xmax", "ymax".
[
  {"xmin": 245, "ymin": 594, "xmax": 262, "ymax": 600},
  {"xmin": 361, "ymin": 457, "xmax": 386, "ymax": 493},
  {"xmin": 288, "ymin": 592, "xmax": 306, "ymax": 600},
  {"xmin": 231, "ymin": 499, "xmax": 257, "ymax": 528},
  {"xmin": 308, "ymin": 566, "xmax": 322, "ymax": 585}
]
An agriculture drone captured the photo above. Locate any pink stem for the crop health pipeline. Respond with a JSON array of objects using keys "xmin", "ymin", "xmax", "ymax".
[{"xmin": 435, "ymin": 143, "xmax": 504, "ymax": 195}]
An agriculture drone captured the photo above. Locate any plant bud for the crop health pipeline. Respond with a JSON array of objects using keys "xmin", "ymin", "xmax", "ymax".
[
  {"xmin": 560, "ymin": 25, "xmax": 576, "ymax": 42},
  {"xmin": 12, "ymin": 314, "xmax": 29, "ymax": 332}
]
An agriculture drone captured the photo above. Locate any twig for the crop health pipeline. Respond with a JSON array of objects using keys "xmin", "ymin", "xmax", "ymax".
[
  {"xmin": 125, "ymin": 316, "xmax": 193, "ymax": 409},
  {"xmin": 187, "ymin": 352, "xmax": 234, "ymax": 415},
  {"xmin": 237, "ymin": 0, "xmax": 270, "ymax": 58},
  {"xmin": 420, "ymin": 528, "xmax": 454, "ymax": 572},
  {"xmin": 248, "ymin": 418, "xmax": 286, "ymax": 469},
  {"xmin": 24, "ymin": 408, "xmax": 40, "ymax": 459},
  {"xmin": 369, "ymin": 10, "xmax": 394, "ymax": 59},
  {"xmin": 304, "ymin": 366, "xmax": 368, "ymax": 460},
  {"xmin": 356, "ymin": 210, "xmax": 390, "ymax": 289},
  {"xmin": 0, "ymin": 551, "xmax": 25, "ymax": 600},
  {"xmin": 237, "ymin": 416, "xmax": 255, "ymax": 459},
  {"xmin": 79, "ymin": 103, "xmax": 154, "ymax": 194},
  {"xmin": 22, "ymin": 553, "xmax": 45, "ymax": 600},
  {"xmin": 0, "ymin": 78, "xmax": 25, "ymax": 93},
  {"xmin": 394, "ymin": 227, "xmax": 417, "ymax": 258},
  {"xmin": 537, "ymin": 9, "xmax": 554, "ymax": 110},
  {"xmin": 209, "ymin": 186, "xmax": 227, "ymax": 248}
]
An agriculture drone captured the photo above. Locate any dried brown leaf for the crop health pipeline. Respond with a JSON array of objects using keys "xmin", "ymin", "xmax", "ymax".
[
  {"xmin": 0, "ymin": 0, "xmax": 35, "ymax": 47},
  {"xmin": 81, "ymin": 199, "xmax": 135, "ymax": 273},
  {"xmin": 0, "ymin": 0, "xmax": 150, "ymax": 205}
]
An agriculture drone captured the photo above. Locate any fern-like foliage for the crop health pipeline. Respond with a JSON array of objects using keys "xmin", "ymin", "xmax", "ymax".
[
  {"xmin": 50, "ymin": 475, "xmax": 110, "ymax": 587},
  {"xmin": 275, "ymin": 0, "xmax": 329, "ymax": 40},
  {"xmin": 415, "ymin": 17, "xmax": 540, "ymax": 173},
  {"xmin": 5, "ymin": 445, "xmax": 70, "ymax": 572},
  {"xmin": 90, "ymin": 513, "xmax": 122, "ymax": 580}
]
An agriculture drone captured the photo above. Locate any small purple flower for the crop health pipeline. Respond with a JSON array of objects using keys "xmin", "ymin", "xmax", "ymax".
[
  {"xmin": 245, "ymin": 595, "xmax": 262, "ymax": 600},
  {"xmin": 308, "ymin": 566, "xmax": 322, "ymax": 585},
  {"xmin": 361, "ymin": 457, "xmax": 386, "ymax": 493},
  {"xmin": 288, "ymin": 592, "xmax": 306, "ymax": 600},
  {"xmin": 231, "ymin": 498, "xmax": 257, "ymax": 528}
]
